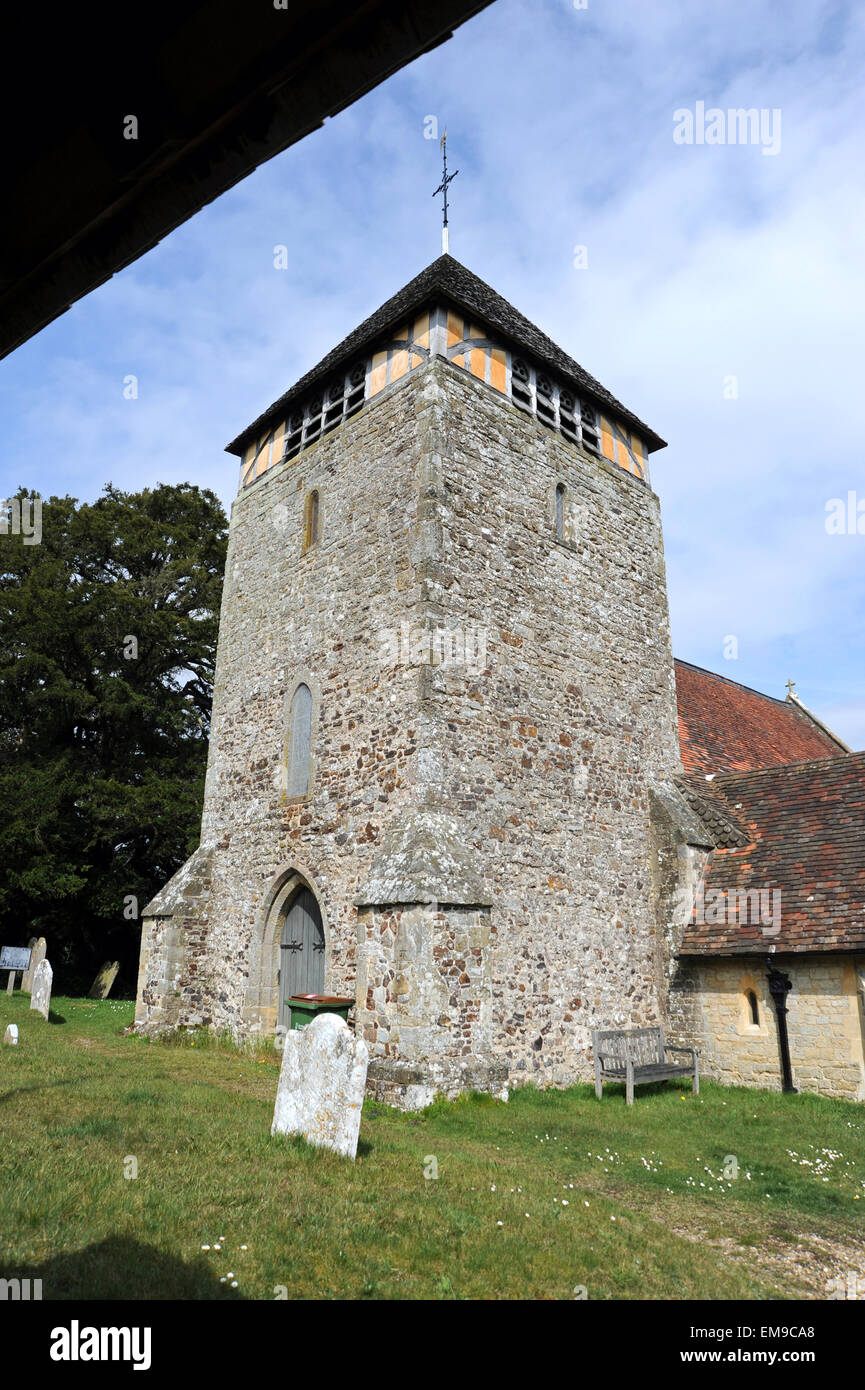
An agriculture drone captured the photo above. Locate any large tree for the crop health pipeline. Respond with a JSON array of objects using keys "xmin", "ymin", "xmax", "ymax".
[{"xmin": 0, "ymin": 483, "xmax": 227, "ymax": 991}]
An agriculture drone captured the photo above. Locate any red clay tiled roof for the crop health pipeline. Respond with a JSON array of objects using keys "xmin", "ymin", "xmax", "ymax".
[
  {"xmin": 675, "ymin": 660, "xmax": 845, "ymax": 776},
  {"xmin": 680, "ymin": 752, "xmax": 865, "ymax": 955}
]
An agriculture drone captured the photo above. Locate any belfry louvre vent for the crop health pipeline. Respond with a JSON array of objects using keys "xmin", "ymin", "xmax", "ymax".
[
  {"xmin": 510, "ymin": 358, "xmax": 603, "ymax": 458},
  {"xmin": 238, "ymin": 304, "xmax": 649, "ymax": 489}
]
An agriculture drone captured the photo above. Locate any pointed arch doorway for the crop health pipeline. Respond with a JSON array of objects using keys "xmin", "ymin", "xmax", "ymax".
[{"xmin": 277, "ymin": 887, "xmax": 325, "ymax": 1030}]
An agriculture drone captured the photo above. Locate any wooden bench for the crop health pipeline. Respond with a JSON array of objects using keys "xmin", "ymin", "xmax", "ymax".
[{"xmin": 591, "ymin": 1026, "xmax": 699, "ymax": 1105}]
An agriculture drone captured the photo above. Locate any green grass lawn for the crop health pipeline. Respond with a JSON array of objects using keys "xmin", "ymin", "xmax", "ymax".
[{"xmin": 1, "ymin": 993, "xmax": 863, "ymax": 1300}]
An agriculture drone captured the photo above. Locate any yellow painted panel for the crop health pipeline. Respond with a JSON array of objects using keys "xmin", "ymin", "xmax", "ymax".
[
  {"xmin": 391, "ymin": 349, "xmax": 409, "ymax": 381},
  {"xmin": 393, "ymin": 320, "xmax": 409, "ymax": 341},
  {"xmin": 601, "ymin": 418, "xmax": 615, "ymax": 461},
  {"xmin": 411, "ymin": 352, "xmax": 423, "ymax": 369},
  {"xmin": 414, "ymin": 313, "xmax": 430, "ymax": 349},
  {"xmin": 370, "ymin": 351, "xmax": 388, "ymax": 396},
  {"xmin": 272, "ymin": 422, "xmax": 285, "ymax": 463},
  {"xmin": 447, "ymin": 310, "xmax": 463, "ymax": 346},
  {"xmin": 470, "ymin": 348, "xmax": 486, "ymax": 380},
  {"xmin": 469, "ymin": 321, "xmax": 485, "ymax": 340},
  {"xmin": 489, "ymin": 348, "xmax": 507, "ymax": 394},
  {"xmin": 452, "ymin": 352, "xmax": 464, "ymax": 369}
]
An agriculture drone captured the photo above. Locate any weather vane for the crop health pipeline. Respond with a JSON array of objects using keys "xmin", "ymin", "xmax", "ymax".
[{"xmin": 432, "ymin": 129, "xmax": 458, "ymax": 254}]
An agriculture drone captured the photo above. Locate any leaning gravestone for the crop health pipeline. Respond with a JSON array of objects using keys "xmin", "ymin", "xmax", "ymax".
[
  {"xmin": 88, "ymin": 961, "xmax": 120, "ymax": 1000},
  {"xmin": 3, "ymin": 1024, "xmax": 18, "ymax": 1045},
  {"xmin": 22, "ymin": 937, "xmax": 44, "ymax": 993},
  {"xmin": 30, "ymin": 959, "xmax": 53, "ymax": 1021},
  {"xmin": 272, "ymin": 1013, "xmax": 368, "ymax": 1160}
]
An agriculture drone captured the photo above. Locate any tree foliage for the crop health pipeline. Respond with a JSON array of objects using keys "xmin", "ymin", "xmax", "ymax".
[{"xmin": 0, "ymin": 483, "xmax": 227, "ymax": 990}]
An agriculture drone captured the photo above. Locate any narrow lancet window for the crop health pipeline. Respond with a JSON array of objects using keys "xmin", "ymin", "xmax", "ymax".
[
  {"xmin": 286, "ymin": 683, "xmax": 313, "ymax": 798},
  {"xmin": 303, "ymin": 490, "xmax": 320, "ymax": 552},
  {"xmin": 555, "ymin": 483, "xmax": 566, "ymax": 542}
]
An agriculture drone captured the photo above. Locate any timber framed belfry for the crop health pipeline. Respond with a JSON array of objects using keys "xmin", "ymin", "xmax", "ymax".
[{"xmin": 135, "ymin": 253, "xmax": 687, "ymax": 1107}]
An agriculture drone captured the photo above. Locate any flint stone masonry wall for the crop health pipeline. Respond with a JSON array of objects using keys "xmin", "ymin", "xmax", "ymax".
[
  {"xmin": 135, "ymin": 353, "xmax": 683, "ymax": 1099},
  {"xmin": 669, "ymin": 955, "xmax": 865, "ymax": 1101}
]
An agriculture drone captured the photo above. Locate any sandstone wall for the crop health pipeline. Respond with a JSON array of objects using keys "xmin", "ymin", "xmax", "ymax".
[{"xmin": 670, "ymin": 955, "xmax": 865, "ymax": 1100}]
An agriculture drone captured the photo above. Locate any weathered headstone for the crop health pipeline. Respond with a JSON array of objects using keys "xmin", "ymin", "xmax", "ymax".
[
  {"xmin": 30, "ymin": 959, "xmax": 53, "ymax": 1021},
  {"xmin": 88, "ymin": 961, "xmax": 120, "ymax": 1000},
  {"xmin": 3, "ymin": 1024, "xmax": 18, "ymax": 1045},
  {"xmin": 271, "ymin": 1013, "xmax": 368, "ymax": 1160},
  {"xmin": 22, "ymin": 937, "xmax": 44, "ymax": 994}
]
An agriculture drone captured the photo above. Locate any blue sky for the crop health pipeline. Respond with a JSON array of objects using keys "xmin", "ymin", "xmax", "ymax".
[{"xmin": 2, "ymin": 0, "xmax": 863, "ymax": 745}]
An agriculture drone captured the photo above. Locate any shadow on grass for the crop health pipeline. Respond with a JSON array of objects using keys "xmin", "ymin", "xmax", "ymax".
[
  {"xmin": 10, "ymin": 1237, "xmax": 245, "ymax": 1301},
  {"xmin": 0, "ymin": 1078, "xmax": 80, "ymax": 1106},
  {"xmin": 594, "ymin": 1080, "xmax": 699, "ymax": 1104}
]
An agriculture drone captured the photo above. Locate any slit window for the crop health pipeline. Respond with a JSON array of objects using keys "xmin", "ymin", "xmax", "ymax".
[
  {"xmin": 555, "ymin": 483, "xmax": 566, "ymax": 542},
  {"xmin": 747, "ymin": 990, "xmax": 760, "ymax": 1026},
  {"xmin": 303, "ymin": 490, "xmax": 320, "ymax": 552}
]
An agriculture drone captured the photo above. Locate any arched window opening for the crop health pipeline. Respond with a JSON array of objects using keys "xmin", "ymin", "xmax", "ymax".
[
  {"xmin": 747, "ymin": 990, "xmax": 760, "ymax": 1026},
  {"xmin": 303, "ymin": 490, "xmax": 320, "ymax": 552},
  {"xmin": 555, "ymin": 483, "xmax": 566, "ymax": 542},
  {"xmin": 286, "ymin": 683, "xmax": 313, "ymax": 798}
]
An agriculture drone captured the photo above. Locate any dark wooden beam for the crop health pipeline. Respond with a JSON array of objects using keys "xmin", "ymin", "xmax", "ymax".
[{"xmin": 0, "ymin": 0, "xmax": 493, "ymax": 360}]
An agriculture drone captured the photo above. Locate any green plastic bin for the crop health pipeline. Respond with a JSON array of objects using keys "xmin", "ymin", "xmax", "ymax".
[{"xmin": 287, "ymin": 994, "xmax": 355, "ymax": 1030}]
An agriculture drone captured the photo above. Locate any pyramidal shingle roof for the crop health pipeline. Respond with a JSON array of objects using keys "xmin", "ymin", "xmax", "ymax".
[{"xmin": 225, "ymin": 254, "xmax": 666, "ymax": 456}]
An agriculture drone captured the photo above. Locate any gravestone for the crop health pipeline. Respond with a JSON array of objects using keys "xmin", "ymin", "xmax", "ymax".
[
  {"xmin": 3, "ymin": 1024, "xmax": 18, "ymax": 1045},
  {"xmin": 30, "ymin": 959, "xmax": 53, "ymax": 1021},
  {"xmin": 22, "ymin": 937, "xmax": 44, "ymax": 993},
  {"xmin": 88, "ymin": 961, "xmax": 120, "ymax": 1000},
  {"xmin": 271, "ymin": 1012, "xmax": 368, "ymax": 1160}
]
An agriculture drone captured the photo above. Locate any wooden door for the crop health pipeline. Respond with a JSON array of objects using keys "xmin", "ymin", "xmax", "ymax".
[{"xmin": 278, "ymin": 888, "xmax": 325, "ymax": 1029}]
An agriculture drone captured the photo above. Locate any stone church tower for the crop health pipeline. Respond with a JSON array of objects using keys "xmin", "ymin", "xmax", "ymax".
[{"xmin": 135, "ymin": 255, "xmax": 687, "ymax": 1107}]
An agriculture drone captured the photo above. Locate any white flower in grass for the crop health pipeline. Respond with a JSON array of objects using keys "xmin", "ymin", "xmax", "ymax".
[
  {"xmin": 231, "ymin": 1281, "xmax": 238, "ymax": 1288},
  {"xmin": 201, "ymin": 1244, "xmax": 210, "ymax": 1251},
  {"xmin": 562, "ymin": 1200, "xmax": 569, "ymax": 1207}
]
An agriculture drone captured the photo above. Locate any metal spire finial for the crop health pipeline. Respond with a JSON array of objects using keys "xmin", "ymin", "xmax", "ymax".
[{"xmin": 432, "ymin": 129, "xmax": 458, "ymax": 254}]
